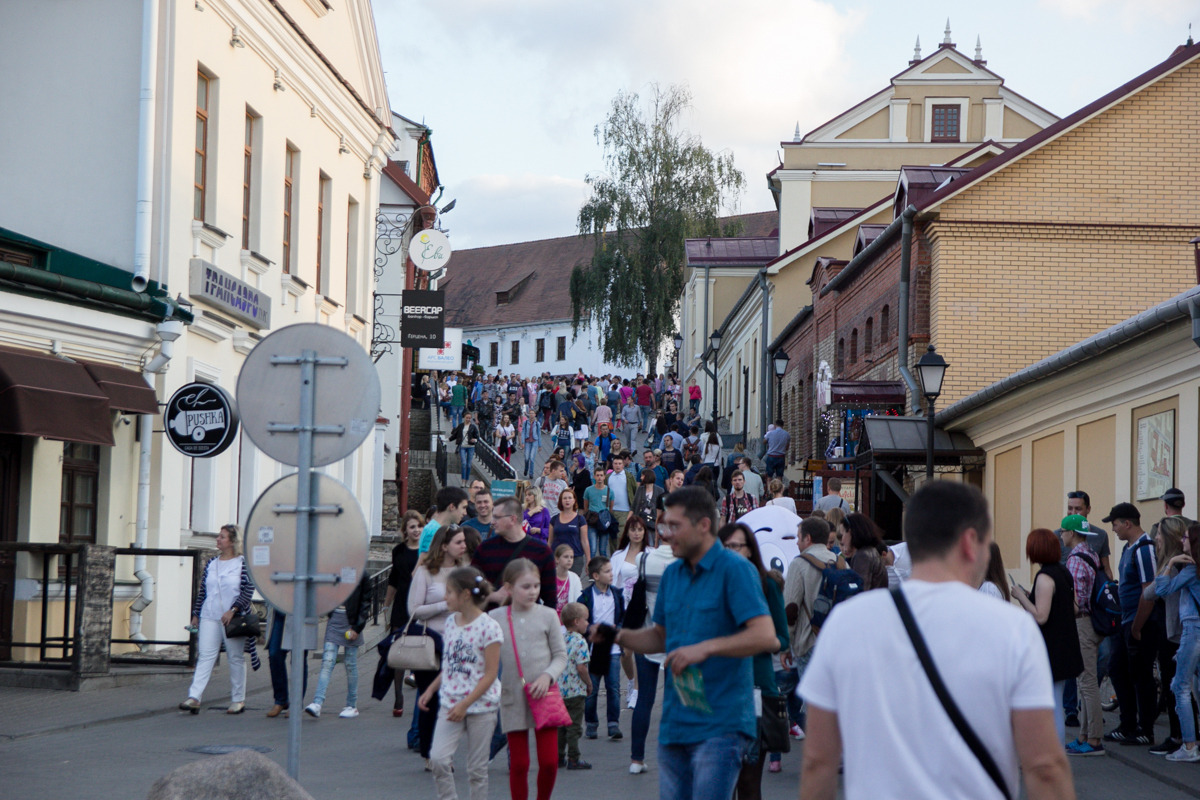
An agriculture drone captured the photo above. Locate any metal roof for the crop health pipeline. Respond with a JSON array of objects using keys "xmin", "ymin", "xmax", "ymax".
[{"xmin": 861, "ymin": 416, "xmax": 982, "ymax": 460}]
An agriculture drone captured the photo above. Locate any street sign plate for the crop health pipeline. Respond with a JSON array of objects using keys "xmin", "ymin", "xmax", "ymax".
[
  {"xmin": 236, "ymin": 323, "xmax": 380, "ymax": 467},
  {"xmin": 245, "ymin": 472, "xmax": 368, "ymax": 616}
]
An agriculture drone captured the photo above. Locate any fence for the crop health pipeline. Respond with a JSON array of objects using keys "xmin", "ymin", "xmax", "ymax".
[
  {"xmin": 0, "ymin": 542, "xmax": 80, "ymax": 665},
  {"xmin": 109, "ymin": 547, "xmax": 203, "ymax": 667},
  {"xmin": 474, "ymin": 436, "xmax": 516, "ymax": 480}
]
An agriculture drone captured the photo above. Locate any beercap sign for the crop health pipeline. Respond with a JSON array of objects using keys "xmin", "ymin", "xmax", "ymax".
[
  {"xmin": 411, "ymin": 229, "xmax": 451, "ymax": 271},
  {"xmin": 164, "ymin": 382, "xmax": 239, "ymax": 457},
  {"xmin": 400, "ymin": 289, "xmax": 445, "ymax": 347}
]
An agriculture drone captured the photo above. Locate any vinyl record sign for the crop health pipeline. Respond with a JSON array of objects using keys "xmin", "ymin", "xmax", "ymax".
[{"xmin": 164, "ymin": 382, "xmax": 239, "ymax": 457}]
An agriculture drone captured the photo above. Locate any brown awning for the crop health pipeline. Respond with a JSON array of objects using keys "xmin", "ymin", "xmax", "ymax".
[
  {"xmin": 0, "ymin": 345, "xmax": 114, "ymax": 446},
  {"xmin": 830, "ymin": 380, "xmax": 907, "ymax": 405},
  {"xmin": 80, "ymin": 361, "xmax": 158, "ymax": 414}
]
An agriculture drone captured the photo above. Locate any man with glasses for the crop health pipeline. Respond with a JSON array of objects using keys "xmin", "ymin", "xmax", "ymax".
[{"xmin": 472, "ymin": 496, "xmax": 557, "ymax": 609}]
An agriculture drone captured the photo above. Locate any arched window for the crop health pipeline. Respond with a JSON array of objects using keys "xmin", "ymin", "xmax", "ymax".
[
  {"xmin": 865, "ymin": 318, "xmax": 874, "ymax": 355},
  {"xmin": 880, "ymin": 306, "xmax": 890, "ymax": 344},
  {"xmin": 836, "ymin": 339, "xmax": 845, "ymax": 375},
  {"xmin": 850, "ymin": 329, "xmax": 858, "ymax": 364}
]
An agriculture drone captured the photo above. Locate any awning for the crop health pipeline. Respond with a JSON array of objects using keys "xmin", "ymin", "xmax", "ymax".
[
  {"xmin": 0, "ymin": 345, "xmax": 115, "ymax": 446},
  {"xmin": 830, "ymin": 380, "xmax": 906, "ymax": 405},
  {"xmin": 858, "ymin": 416, "xmax": 982, "ymax": 463},
  {"xmin": 80, "ymin": 361, "xmax": 158, "ymax": 414}
]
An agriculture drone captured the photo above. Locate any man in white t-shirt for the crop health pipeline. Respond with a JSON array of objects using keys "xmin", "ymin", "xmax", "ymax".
[{"xmin": 798, "ymin": 481, "xmax": 1073, "ymax": 800}]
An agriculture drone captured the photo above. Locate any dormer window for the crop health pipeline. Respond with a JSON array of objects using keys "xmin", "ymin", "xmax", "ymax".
[{"xmin": 931, "ymin": 105, "xmax": 960, "ymax": 142}]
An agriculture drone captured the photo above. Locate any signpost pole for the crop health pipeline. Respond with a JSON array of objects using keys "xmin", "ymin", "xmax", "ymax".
[{"xmin": 286, "ymin": 349, "xmax": 317, "ymax": 780}]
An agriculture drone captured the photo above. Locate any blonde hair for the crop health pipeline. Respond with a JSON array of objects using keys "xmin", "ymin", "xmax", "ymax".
[
  {"xmin": 561, "ymin": 602, "xmax": 589, "ymax": 627},
  {"xmin": 825, "ymin": 507, "xmax": 846, "ymax": 531},
  {"xmin": 1157, "ymin": 516, "xmax": 1187, "ymax": 576},
  {"xmin": 525, "ymin": 485, "xmax": 544, "ymax": 509},
  {"xmin": 219, "ymin": 524, "xmax": 242, "ymax": 556},
  {"xmin": 502, "ymin": 557, "xmax": 540, "ymax": 587}
]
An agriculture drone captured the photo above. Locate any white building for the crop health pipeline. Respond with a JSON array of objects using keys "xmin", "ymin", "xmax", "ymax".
[{"xmin": 0, "ymin": 0, "xmax": 392, "ymax": 660}]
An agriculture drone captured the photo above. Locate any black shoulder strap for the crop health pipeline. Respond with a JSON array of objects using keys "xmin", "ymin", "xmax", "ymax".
[
  {"xmin": 1071, "ymin": 551, "xmax": 1099, "ymax": 574},
  {"xmin": 890, "ymin": 587, "xmax": 1012, "ymax": 800}
]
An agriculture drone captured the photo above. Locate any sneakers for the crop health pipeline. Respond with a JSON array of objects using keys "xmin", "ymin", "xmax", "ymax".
[
  {"xmin": 566, "ymin": 760, "xmax": 593, "ymax": 770},
  {"xmin": 585, "ymin": 726, "xmax": 598, "ymax": 740},
  {"xmin": 608, "ymin": 726, "xmax": 623, "ymax": 741},
  {"xmin": 789, "ymin": 724, "xmax": 806, "ymax": 741},
  {"xmin": 338, "ymin": 706, "xmax": 359, "ymax": 719},
  {"xmin": 1065, "ymin": 740, "xmax": 1105, "ymax": 757},
  {"xmin": 304, "ymin": 702, "xmax": 322, "ymax": 718},
  {"xmin": 629, "ymin": 762, "xmax": 648, "ymax": 774},
  {"xmin": 627, "ymin": 689, "xmax": 639, "ymax": 710},
  {"xmin": 1150, "ymin": 737, "xmax": 1182, "ymax": 756},
  {"xmin": 1166, "ymin": 744, "xmax": 1200, "ymax": 763},
  {"xmin": 767, "ymin": 761, "xmax": 782, "ymax": 773},
  {"xmin": 1103, "ymin": 729, "xmax": 1150, "ymax": 745}
]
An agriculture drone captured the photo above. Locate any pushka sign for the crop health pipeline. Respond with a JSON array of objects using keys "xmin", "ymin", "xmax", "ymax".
[
  {"xmin": 164, "ymin": 382, "xmax": 239, "ymax": 457},
  {"xmin": 411, "ymin": 229, "xmax": 451, "ymax": 272}
]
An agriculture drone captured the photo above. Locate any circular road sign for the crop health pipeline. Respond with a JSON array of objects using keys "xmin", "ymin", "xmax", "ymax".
[
  {"xmin": 411, "ymin": 228, "xmax": 451, "ymax": 271},
  {"xmin": 163, "ymin": 382, "xmax": 239, "ymax": 458},
  {"xmin": 245, "ymin": 472, "xmax": 369, "ymax": 616},
  {"xmin": 236, "ymin": 323, "xmax": 380, "ymax": 468}
]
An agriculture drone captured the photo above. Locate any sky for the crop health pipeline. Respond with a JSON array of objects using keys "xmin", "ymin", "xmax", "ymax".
[{"xmin": 373, "ymin": 0, "xmax": 1195, "ymax": 250}]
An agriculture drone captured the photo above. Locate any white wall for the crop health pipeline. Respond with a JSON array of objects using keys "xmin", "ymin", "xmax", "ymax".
[{"xmin": 466, "ymin": 319, "xmax": 644, "ymax": 378}]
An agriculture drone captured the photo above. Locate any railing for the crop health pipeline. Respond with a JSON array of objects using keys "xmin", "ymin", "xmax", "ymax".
[
  {"xmin": 109, "ymin": 547, "xmax": 203, "ymax": 667},
  {"xmin": 0, "ymin": 543, "xmax": 80, "ymax": 665},
  {"xmin": 789, "ymin": 479, "xmax": 815, "ymax": 514},
  {"xmin": 364, "ymin": 565, "xmax": 392, "ymax": 627},
  {"xmin": 475, "ymin": 436, "xmax": 517, "ymax": 480}
]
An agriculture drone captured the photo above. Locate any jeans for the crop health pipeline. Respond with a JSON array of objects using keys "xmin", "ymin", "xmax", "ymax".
[
  {"xmin": 639, "ymin": 405, "xmax": 652, "ymax": 433},
  {"xmin": 1111, "ymin": 618, "xmax": 1164, "ymax": 735},
  {"xmin": 764, "ymin": 454, "xmax": 785, "ymax": 479},
  {"xmin": 449, "ymin": 405, "xmax": 464, "ymax": 429},
  {"xmin": 1063, "ymin": 677, "xmax": 1078, "ymax": 719},
  {"xmin": 1174, "ymin": 621, "xmax": 1200, "ymax": 743},
  {"xmin": 313, "ymin": 641, "xmax": 358, "ymax": 708},
  {"xmin": 588, "ymin": 526, "xmax": 608, "ymax": 559},
  {"xmin": 658, "ymin": 732, "xmax": 752, "ymax": 800},
  {"xmin": 585, "ymin": 655, "xmax": 622, "ymax": 732},
  {"xmin": 523, "ymin": 441, "xmax": 538, "ymax": 478},
  {"xmin": 1052, "ymin": 680, "xmax": 1067, "ymax": 745},
  {"xmin": 794, "ymin": 650, "xmax": 813, "ymax": 729},
  {"xmin": 631, "ymin": 654, "xmax": 660, "ymax": 762},
  {"xmin": 188, "ymin": 618, "xmax": 246, "ymax": 702},
  {"xmin": 768, "ymin": 667, "xmax": 802, "ymax": 764},
  {"xmin": 460, "ymin": 446, "xmax": 475, "ymax": 481},
  {"xmin": 267, "ymin": 614, "xmax": 307, "ymax": 706}
]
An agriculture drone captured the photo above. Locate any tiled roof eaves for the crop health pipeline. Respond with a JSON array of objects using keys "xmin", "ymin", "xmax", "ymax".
[
  {"xmin": 918, "ymin": 42, "xmax": 1200, "ymax": 213},
  {"xmin": 818, "ymin": 211, "xmax": 906, "ymax": 298},
  {"xmin": 764, "ymin": 198, "xmax": 891, "ymax": 274}
]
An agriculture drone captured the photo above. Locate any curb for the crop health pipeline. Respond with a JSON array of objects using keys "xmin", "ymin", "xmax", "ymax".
[{"xmin": 1103, "ymin": 745, "xmax": 1200, "ymax": 799}]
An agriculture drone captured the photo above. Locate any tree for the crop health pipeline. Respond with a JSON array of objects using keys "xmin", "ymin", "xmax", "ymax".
[{"xmin": 571, "ymin": 84, "xmax": 745, "ymax": 374}]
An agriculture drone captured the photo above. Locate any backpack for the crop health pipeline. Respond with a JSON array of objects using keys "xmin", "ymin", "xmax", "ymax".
[
  {"xmin": 538, "ymin": 390, "xmax": 552, "ymax": 410},
  {"xmin": 1072, "ymin": 551, "xmax": 1120, "ymax": 637},
  {"xmin": 801, "ymin": 553, "xmax": 863, "ymax": 633}
]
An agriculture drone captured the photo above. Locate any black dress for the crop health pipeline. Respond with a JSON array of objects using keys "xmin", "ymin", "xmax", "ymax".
[
  {"xmin": 1035, "ymin": 561, "xmax": 1084, "ymax": 682},
  {"xmin": 388, "ymin": 543, "xmax": 422, "ymax": 630}
]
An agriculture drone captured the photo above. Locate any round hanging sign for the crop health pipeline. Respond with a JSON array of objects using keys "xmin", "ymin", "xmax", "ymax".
[
  {"xmin": 164, "ymin": 382, "xmax": 239, "ymax": 458},
  {"xmin": 410, "ymin": 229, "xmax": 452, "ymax": 271}
]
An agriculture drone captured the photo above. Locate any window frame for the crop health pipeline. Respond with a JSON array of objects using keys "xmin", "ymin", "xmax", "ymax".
[
  {"xmin": 930, "ymin": 103, "xmax": 962, "ymax": 143},
  {"xmin": 535, "ymin": 338, "xmax": 545, "ymax": 362},
  {"xmin": 556, "ymin": 336, "xmax": 566, "ymax": 361},
  {"xmin": 59, "ymin": 444, "xmax": 100, "ymax": 545},
  {"xmin": 282, "ymin": 146, "xmax": 297, "ymax": 274},
  {"xmin": 194, "ymin": 71, "xmax": 210, "ymax": 221},
  {"xmin": 489, "ymin": 342, "xmax": 498, "ymax": 367},
  {"xmin": 241, "ymin": 112, "xmax": 256, "ymax": 250},
  {"xmin": 510, "ymin": 340, "xmax": 520, "ymax": 365},
  {"xmin": 316, "ymin": 173, "xmax": 330, "ymax": 294}
]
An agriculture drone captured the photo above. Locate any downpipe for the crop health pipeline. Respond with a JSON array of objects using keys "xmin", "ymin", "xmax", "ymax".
[
  {"xmin": 896, "ymin": 205, "xmax": 922, "ymax": 415},
  {"xmin": 131, "ymin": 0, "xmax": 159, "ymax": 293}
]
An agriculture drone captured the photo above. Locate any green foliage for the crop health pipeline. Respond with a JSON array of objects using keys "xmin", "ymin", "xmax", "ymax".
[{"xmin": 572, "ymin": 84, "xmax": 745, "ymax": 373}]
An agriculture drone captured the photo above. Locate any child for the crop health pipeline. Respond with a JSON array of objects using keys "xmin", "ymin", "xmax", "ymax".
[
  {"xmin": 579, "ymin": 556, "xmax": 625, "ymax": 740},
  {"xmin": 304, "ymin": 575, "xmax": 370, "ymax": 719},
  {"xmin": 558, "ymin": 602, "xmax": 593, "ymax": 770},
  {"xmin": 489, "ymin": 559, "xmax": 567, "ymax": 800},
  {"xmin": 554, "ymin": 544, "xmax": 582, "ymax": 615},
  {"xmin": 551, "ymin": 415, "xmax": 573, "ymax": 453},
  {"xmin": 420, "ymin": 567, "xmax": 502, "ymax": 800}
]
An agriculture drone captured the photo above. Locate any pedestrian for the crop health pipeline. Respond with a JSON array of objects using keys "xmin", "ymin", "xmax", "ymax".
[
  {"xmin": 450, "ymin": 375, "xmax": 468, "ymax": 430},
  {"xmin": 797, "ymin": 481, "xmax": 1073, "ymax": 800},
  {"xmin": 1060, "ymin": 518, "xmax": 1105, "ymax": 755},
  {"xmin": 687, "ymin": 378, "xmax": 701, "ymax": 413},
  {"xmin": 721, "ymin": 470, "xmax": 758, "ymax": 524},
  {"xmin": 979, "ymin": 541, "xmax": 1011, "ymax": 601},
  {"xmin": 699, "ymin": 422, "xmax": 723, "ymax": 485},
  {"xmin": 421, "ymin": 567, "xmax": 502, "ymax": 800},
  {"xmin": 550, "ymin": 415, "xmax": 573, "ymax": 454},
  {"xmin": 632, "ymin": 469, "xmax": 665, "ymax": 539},
  {"xmin": 420, "ymin": 487, "xmax": 469, "ymax": 554},
  {"xmin": 765, "ymin": 479, "xmax": 796, "ymax": 514},
  {"xmin": 811, "ymin": 477, "xmax": 848, "ymax": 514},
  {"xmin": 522, "ymin": 408, "xmax": 541, "ymax": 479},
  {"xmin": 305, "ymin": 574, "xmax": 371, "ymax": 719},
  {"xmin": 1012, "ymin": 528, "xmax": 1083, "ymax": 745},
  {"xmin": 496, "ymin": 413, "xmax": 516, "ymax": 464},
  {"xmin": 408, "ymin": 526, "xmax": 470, "ymax": 767},
  {"xmin": 1147, "ymin": 515, "xmax": 1188, "ymax": 754},
  {"xmin": 626, "ymin": 532, "xmax": 677, "ymax": 775},
  {"xmin": 558, "ymin": 602, "xmax": 594, "ymax": 770},
  {"xmin": 490, "ymin": 558, "xmax": 568, "ymax": 800},
  {"xmin": 450, "ymin": 412, "xmax": 481, "ymax": 484},
  {"xmin": 462, "ymin": 488, "xmax": 495, "ymax": 540},
  {"xmin": 472, "ymin": 497, "xmax": 558, "ymax": 610},
  {"xmin": 620, "ymin": 396, "xmax": 641, "ymax": 452},
  {"xmin": 381, "ymin": 510, "xmax": 424, "ymax": 718},
  {"xmin": 580, "ymin": 556, "xmax": 625, "ymax": 741},
  {"xmin": 180, "ymin": 524, "xmax": 260, "ymax": 714},
  {"xmin": 611, "ymin": 515, "xmax": 649, "ymax": 709},
  {"xmin": 264, "ymin": 607, "xmax": 308, "ymax": 719},
  {"xmin": 582, "ymin": 470, "xmax": 613, "ymax": 559},
  {"xmin": 782, "ymin": 517, "xmax": 836, "ymax": 741},
  {"xmin": 609, "ymin": 486, "xmax": 778, "ymax": 800},
  {"xmin": 548, "ymin": 489, "xmax": 589, "ymax": 578},
  {"xmin": 735, "ymin": 457, "xmax": 765, "ymax": 501},
  {"xmin": 522, "ymin": 486, "xmax": 552, "ymax": 545},
  {"xmin": 554, "ymin": 545, "xmax": 582, "ymax": 614},
  {"xmin": 1155, "ymin": 521, "xmax": 1200, "ymax": 761},
  {"xmin": 763, "ymin": 419, "xmax": 789, "ymax": 479},
  {"xmin": 835, "ymin": 513, "xmax": 889, "ymax": 591},
  {"xmin": 608, "ymin": 453, "xmax": 637, "ymax": 538}
]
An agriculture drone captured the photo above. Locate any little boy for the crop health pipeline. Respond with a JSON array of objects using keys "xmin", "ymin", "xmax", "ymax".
[
  {"xmin": 558, "ymin": 603, "xmax": 593, "ymax": 770},
  {"xmin": 580, "ymin": 557, "xmax": 625, "ymax": 740}
]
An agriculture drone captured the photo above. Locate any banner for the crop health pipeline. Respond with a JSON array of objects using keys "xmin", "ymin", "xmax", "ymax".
[
  {"xmin": 400, "ymin": 289, "xmax": 445, "ymax": 347},
  {"xmin": 417, "ymin": 327, "xmax": 463, "ymax": 371}
]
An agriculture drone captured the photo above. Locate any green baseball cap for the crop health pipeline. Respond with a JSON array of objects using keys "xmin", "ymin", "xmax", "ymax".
[{"xmin": 1060, "ymin": 514, "xmax": 1088, "ymax": 533}]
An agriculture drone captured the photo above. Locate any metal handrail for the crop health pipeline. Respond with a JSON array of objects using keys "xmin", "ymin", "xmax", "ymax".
[
  {"xmin": 0, "ymin": 544, "xmax": 80, "ymax": 664},
  {"xmin": 109, "ymin": 547, "xmax": 203, "ymax": 667},
  {"xmin": 474, "ymin": 436, "xmax": 517, "ymax": 480}
]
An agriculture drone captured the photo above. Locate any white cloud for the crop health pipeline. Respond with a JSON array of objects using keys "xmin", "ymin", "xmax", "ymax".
[{"xmin": 442, "ymin": 173, "xmax": 590, "ymax": 249}]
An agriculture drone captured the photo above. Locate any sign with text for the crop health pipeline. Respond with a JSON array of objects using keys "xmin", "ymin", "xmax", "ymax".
[
  {"xmin": 417, "ymin": 327, "xmax": 462, "ymax": 371},
  {"xmin": 400, "ymin": 290, "xmax": 445, "ymax": 347},
  {"xmin": 411, "ymin": 229, "xmax": 451, "ymax": 272},
  {"xmin": 188, "ymin": 259, "xmax": 272, "ymax": 329},
  {"xmin": 164, "ymin": 382, "xmax": 239, "ymax": 457}
]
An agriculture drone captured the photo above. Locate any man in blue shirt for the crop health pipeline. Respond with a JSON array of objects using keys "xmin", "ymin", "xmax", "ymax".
[
  {"xmin": 611, "ymin": 486, "xmax": 777, "ymax": 800},
  {"xmin": 1102, "ymin": 502, "xmax": 1163, "ymax": 746}
]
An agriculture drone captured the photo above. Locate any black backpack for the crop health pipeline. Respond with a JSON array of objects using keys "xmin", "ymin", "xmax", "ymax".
[{"xmin": 1071, "ymin": 551, "xmax": 1120, "ymax": 637}]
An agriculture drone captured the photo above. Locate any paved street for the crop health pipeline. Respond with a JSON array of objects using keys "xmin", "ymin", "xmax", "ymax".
[{"xmin": 1, "ymin": 621, "xmax": 1197, "ymax": 800}]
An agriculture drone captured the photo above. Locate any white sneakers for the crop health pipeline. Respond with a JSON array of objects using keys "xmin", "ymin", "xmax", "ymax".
[
  {"xmin": 1166, "ymin": 745, "xmax": 1200, "ymax": 762},
  {"xmin": 629, "ymin": 762, "xmax": 648, "ymax": 774},
  {"xmin": 339, "ymin": 707, "xmax": 359, "ymax": 719},
  {"xmin": 627, "ymin": 689, "xmax": 639, "ymax": 709},
  {"xmin": 304, "ymin": 703, "xmax": 321, "ymax": 718},
  {"xmin": 789, "ymin": 724, "xmax": 806, "ymax": 741}
]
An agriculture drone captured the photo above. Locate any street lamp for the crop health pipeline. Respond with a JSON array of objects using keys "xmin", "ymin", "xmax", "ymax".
[
  {"xmin": 672, "ymin": 332, "xmax": 683, "ymax": 380},
  {"xmin": 709, "ymin": 329, "xmax": 722, "ymax": 424},
  {"xmin": 772, "ymin": 349, "xmax": 790, "ymax": 421},
  {"xmin": 915, "ymin": 344, "xmax": 948, "ymax": 480}
]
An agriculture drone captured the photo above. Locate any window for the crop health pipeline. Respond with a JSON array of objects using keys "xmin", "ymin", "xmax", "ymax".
[
  {"xmin": 282, "ymin": 146, "xmax": 297, "ymax": 273},
  {"xmin": 194, "ymin": 72, "xmax": 210, "ymax": 220},
  {"xmin": 316, "ymin": 174, "xmax": 330, "ymax": 294},
  {"xmin": 345, "ymin": 198, "xmax": 359, "ymax": 313},
  {"xmin": 511, "ymin": 340, "xmax": 520, "ymax": 365},
  {"xmin": 850, "ymin": 329, "xmax": 858, "ymax": 364},
  {"xmin": 836, "ymin": 338, "xmax": 845, "ymax": 375},
  {"xmin": 865, "ymin": 318, "xmax": 874, "ymax": 355},
  {"xmin": 880, "ymin": 305, "xmax": 890, "ymax": 343},
  {"xmin": 489, "ymin": 342, "xmax": 498, "ymax": 367},
  {"xmin": 931, "ymin": 104, "xmax": 960, "ymax": 142},
  {"xmin": 557, "ymin": 336, "xmax": 566, "ymax": 361},
  {"xmin": 59, "ymin": 444, "xmax": 100, "ymax": 545},
  {"xmin": 241, "ymin": 112, "xmax": 256, "ymax": 250},
  {"xmin": 536, "ymin": 338, "xmax": 545, "ymax": 362}
]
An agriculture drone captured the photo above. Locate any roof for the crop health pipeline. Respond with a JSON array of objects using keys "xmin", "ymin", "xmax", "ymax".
[
  {"xmin": 854, "ymin": 224, "xmax": 889, "ymax": 255},
  {"xmin": 810, "ymin": 208, "xmax": 865, "ymax": 239},
  {"xmin": 916, "ymin": 42, "xmax": 1200, "ymax": 213},
  {"xmin": 860, "ymin": 416, "xmax": 982, "ymax": 461},
  {"xmin": 831, "ymin": 380, "xmax": 906, "ymax": 405},
  {"xmin": 685, "ymin": 236, "xmax": 779, "ymax": 267},
  {"xmin": 894, "ymin": 166, "xmax": 972, "ymax": 212},
  {"xmin": 381, "ymin": 160, "xmax": 430, "ymax": 205},
  {"xmin": 938, "ymin": 284, "xmax": 1200, "ymax": 427}
]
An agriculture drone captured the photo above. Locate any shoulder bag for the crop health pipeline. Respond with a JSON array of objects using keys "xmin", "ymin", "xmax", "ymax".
[
  {"xmin": 891, "ymin": 587, "xmax": 1011, "ymax": 800},
  {"xmin": 507, "ymin": 607, "xmax": 572, "ymax": 729},
  {"xmin": 387, "ymin": 616, "xmax": 442, "ymax": 671},
  {"xmin": 622, "ymin": 552, "xmax": 650, "ymax": 630},
  {"xmin": 758, "ymin": 692, "xmax": 791, "ymax": 753},
  {"xmin": 215, "ymin": 558, "xmax": 260, "ymax": 638}
]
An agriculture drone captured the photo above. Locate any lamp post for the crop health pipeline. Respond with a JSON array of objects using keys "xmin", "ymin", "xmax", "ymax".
[
  {"xmin": 709, "ymin": 329, "xmax": 722, "ymax": 425},
  {"xmin": 914, "ymin": 344, "xmax": 948, "ymax": 481},
  {"xmin": 672, "ymin": 332, "xmax": 683, "ymax": 383},
  {"xmin": 772, "ymin": 349, "xmax": 790, "ymax": 421}
]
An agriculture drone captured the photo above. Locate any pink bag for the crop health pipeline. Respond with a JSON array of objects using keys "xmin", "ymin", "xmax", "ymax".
[{"xmin": 507, "ymin": 607, "xmax": 572, "ymax": 729}]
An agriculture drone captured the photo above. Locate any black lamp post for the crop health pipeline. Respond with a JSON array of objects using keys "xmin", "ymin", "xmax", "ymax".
[
  {"xmin": 709, "ymin": 329, "xmax": 722, "ymax": 424},
  {"xmin": 915, "ymin": 344, "xmax": 948, "ymax": 481},
  {"xmin": 772, "ymin": 349, "xmax": 790, "ymax": 421},
  {"xmin": 673, "ymin": 332, "xmax": 683, "ymax": 381}
]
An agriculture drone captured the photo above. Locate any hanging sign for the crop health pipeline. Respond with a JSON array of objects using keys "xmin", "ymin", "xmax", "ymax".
[
  {"xmin": 400, "ymin": 290, "xmax": 446, "ymax": 347},
  {"xmin": 418, "ymin": 327, "xmax": 463, "ymax": 370},
  {"xmin": 164, "ymin": 382, "xmax": 239, "ymax": 457},
  {"xmin": 411, "ymin": 229, "xmax": 452, "ymax": 272}
]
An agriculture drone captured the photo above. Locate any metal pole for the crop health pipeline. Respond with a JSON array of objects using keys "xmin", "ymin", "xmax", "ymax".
[
  {"xmin": 287, "ymin": 349, "xmax": 317, "ymax": 780},
  {"xmin": 742, "ymin": 366, "xmax": 749, "ymax": 439},
  {"xmin": 926, "ymin": 397, "xmax": 935, "ymax": 481}
]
